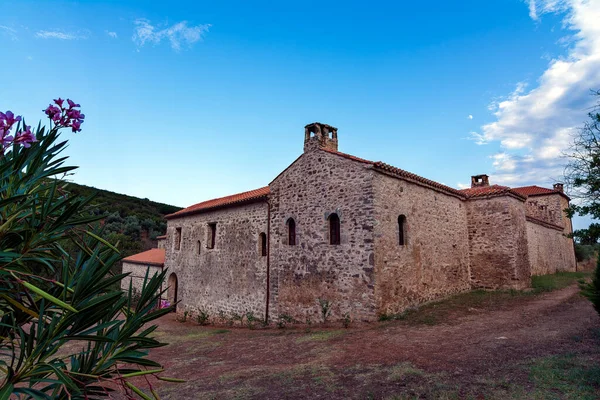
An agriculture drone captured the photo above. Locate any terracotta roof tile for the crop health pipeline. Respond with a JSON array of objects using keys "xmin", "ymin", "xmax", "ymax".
[
  {"xmin": 512, "ymin": 185, "xmax": 570, "ymax": 200},
  {"xmin": 373, "ymin": 162, "xmax": 467, "ymax": 198},
  {"xmin": 122, "ymin": 248, "xmax": 165, "ymax": 266},
  {"xmin": 460, "ymin": 185, "xmax": 527, "ymax": 200},
  {"xmin": 321, "ymin": 149, "xmax": 467, "ymax": 198},
  {"xmin": 166, "ymin": 186, "xmax": 270, "ymax": 219}
]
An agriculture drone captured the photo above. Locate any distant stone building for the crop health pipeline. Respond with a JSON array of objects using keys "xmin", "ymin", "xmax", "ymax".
[
  {"xmin": 123, "ymin": 123, "xmax": 576, "ymax": 322},
  {"xmin": 121, "ymin": 248, "xmax": 166, "ymax": 297}
]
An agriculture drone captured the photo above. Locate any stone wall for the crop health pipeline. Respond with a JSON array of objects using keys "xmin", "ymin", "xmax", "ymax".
[
  {"xmin": 121, "ymin": 262, "xmax": 164, "ymax": 296},
  {"xmin": 526, "ymin": 219, "xmax": 576, "ymax": 275},
  {"xmin": 524, "ymin": 194, "xmax": 565, "ymax": 227},
  {"xmin": 466, "ymin": 195, "xmax": 530, "ymax": 289},
  {"xmin": 269, "ymin": 148, "xmax": 377, "ymax": 322},
  {"xmin": 164, "ymin": 202, "xmax": 269, "ymax": 320},
  {"xmin": 524, "ymin": 193, "xmax": 576, "ymax": 275},
  {"xmin": 372, "ymin": 173, "xmax": 471, "ymax": 316}
]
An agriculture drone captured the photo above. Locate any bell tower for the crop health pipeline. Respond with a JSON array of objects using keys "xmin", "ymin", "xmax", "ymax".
[{"xmin": 304, "ymin": 122, "xmax": 338, "ymax": 153}]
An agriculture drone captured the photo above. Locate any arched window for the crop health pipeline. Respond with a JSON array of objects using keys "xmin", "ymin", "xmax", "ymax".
[
  {"xmin": 398, "ymin": 215, "xmax": 407, "ymax": 246},
  {"xmin": 329, "ymin": 213, "xmax": 340, "ymax": 245},
  {"xmin": 259, "ymin": 232, "xmax": 267, "ymax": 256},
  {"xmin": 287, "ymin": 218, "xmax": 296, "ymax": 246}
]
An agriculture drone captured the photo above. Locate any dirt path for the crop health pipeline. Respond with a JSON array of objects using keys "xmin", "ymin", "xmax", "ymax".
[{"xmin": 146, "ymin": 285, "xmax": 600, "ymax": 399}]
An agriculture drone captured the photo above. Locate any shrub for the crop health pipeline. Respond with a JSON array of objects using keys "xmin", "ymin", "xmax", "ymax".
[
  {"xmin": 196, "ymin": 309, "xmax": 210, "ymax": 325},
  {"xmin": 580, "ymin": 255, "xmax": 600, "ymax": 316},
  {"xmin": 342, "ymin": 312, "xmax": 351, "ymax": 328},
  {"xmin": 318, "ymin": 298, "xmax": 333, "ymax": 323},
  {"xmin": 277, "ymin": 314, "xmax": 295, "ymax": 329},
  {"xmin": 0, "ymin": 102, "xmax": 178, "ymax": 398}
]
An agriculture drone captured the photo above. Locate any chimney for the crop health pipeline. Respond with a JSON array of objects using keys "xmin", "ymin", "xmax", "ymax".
[
  {"xmin": 304, "ymin": 122, "xmax": 338, "ymax": 153},
  {"xmin": 553, "ymin": 183, "xmax": 564, "ymax": 193},
  {"xmin": 471, "ymin": 174, "xmax": 489, "ymax": 188}
]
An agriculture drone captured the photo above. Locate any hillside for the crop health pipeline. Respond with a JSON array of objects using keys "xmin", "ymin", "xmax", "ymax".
[{"xmin": 65, "ymin": 181, "xmax": 182, "ymax": 257}]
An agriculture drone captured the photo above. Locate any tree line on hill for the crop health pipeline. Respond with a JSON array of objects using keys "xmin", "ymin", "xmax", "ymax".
[{"xmin": 64, "ymin": 182, "xmax": 181, "ymax": 258}]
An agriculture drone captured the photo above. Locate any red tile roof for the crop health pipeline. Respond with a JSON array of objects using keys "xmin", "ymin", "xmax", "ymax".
[
  {"xmin": 166, "ymin": 186, "xmax": 270, "ymax": 219},
  {"xmin": 459, "ymin": 184, "xmax": 526, "ymax": 200},
  {"xmin": 373, "ymin": 162, "xmax": 467, "ymax": 198},
  {"xmin": 512, "ymin": 185, "xmax": 570, "ymax": 200},
  {"xmin": 322, "ymin": 149, "xmax": 467, "ymax": 198},
  {"xmin": 122, "ymin": 248, "xmax": 165, "ymax": 266},
  {"xmin": 166, "ymin": 149, "xmax": 566, "ymax": 219}
]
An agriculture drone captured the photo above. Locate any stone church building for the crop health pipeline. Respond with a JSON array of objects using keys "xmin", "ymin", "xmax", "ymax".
[{"xmin": 122, "ymin": 122, "xmax": 576, "ymax": 322}]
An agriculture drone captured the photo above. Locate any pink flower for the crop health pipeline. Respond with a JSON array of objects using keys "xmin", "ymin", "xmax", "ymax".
[
  {"xmin": 14, "ymin": 125, "xmax": 37, "ymax": 148},
  {"xmin": 160, "ymin": 300, "xmax": 171, "ymax": 309},
  {"xmin": 67, "ymin": 99, "xmax": 80, "ymax": 109},
  {"xmin": 3, "ymin": 111, "xmax": 21, "ymax": 126},
  {"xmin": 44, "ymin": 105, "xmax": 61, "ymax": 121},
  {"xmin": 54, "ymin": 98, "xmax": 64, "ymax": 108},
  {"xmin": 70, "ymin": 119, "xmax": 82, "ymax": 133}
]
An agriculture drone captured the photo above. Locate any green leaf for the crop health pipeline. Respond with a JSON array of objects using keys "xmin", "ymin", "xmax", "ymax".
[
  {"xmin": 0, "ymin": 383, "xmax": 13, "ymax": 400},
  {"xmin": 20, "ymin": 280, "xmax": 78, "ymax": 313}
]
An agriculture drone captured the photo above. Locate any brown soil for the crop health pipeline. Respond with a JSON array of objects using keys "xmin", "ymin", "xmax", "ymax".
[{"xmin": 145, "ymin": 285, "xmax": 600, "ymax": 399}]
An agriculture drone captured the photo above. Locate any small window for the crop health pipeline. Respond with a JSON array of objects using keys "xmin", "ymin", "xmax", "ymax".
[
  {"xmin": 259, "ymin": 232, "xmax": 267, "ymax": 256},
  {"xmin": 398, "ymin": 215, "xmax": 407, "ymax": 246},
  {"xmin": 197, "ymin": 240, "xmax": 201, "ymax": 255},
  {"xmin": 207, "ymin": 223, "xmax": 216, "ymax": 249},
  {"xmin": 287, "ymin": 218, "xmax": 296, "ymax": 246},
  {"xmin": 175, "ymin": 227, "xmax": 182, "ymax": 250},
  {"xmin": 329, "ymin": 213, "xmax": 340, "ymax": 245}
]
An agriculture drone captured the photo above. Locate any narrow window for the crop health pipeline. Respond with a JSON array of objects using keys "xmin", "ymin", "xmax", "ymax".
[
  {"xmin": 197, "ymin": 240, "xmax": 201, "ymax": 255},
  {"xmin": 329, "ymin": 213, "xmax": 340, "ymax": 245},
  {"xmin": 398, "ymin": 215, "xmax": 407, "ymax": 246},
  {"xmin": 259, "ymin": 232, "xmax": 267, "ymax": 256},
  {"xmin": 207, "ymin": 223, "xmax": 216, "ymax": 249},
  {"xmin": 287, "ymin": 218, "xmax": 296, "ymax": 246},
  {"xmin": 175, "ymin": 227, "xmax": 182, "ymax": 250}
]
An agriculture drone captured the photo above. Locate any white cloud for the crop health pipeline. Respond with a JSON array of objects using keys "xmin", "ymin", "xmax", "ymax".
[
  {"xmin": 132, "ymin": 19, "xmax": 210, "ymax": 51},
  {"xmin": 106, "ymin": 31, "xmax": 118, "ymax": 39},
  {"xmin": 468, "ymin": 115, "xmax": 473, "ymax": 120},
  {"xmin": 36, "ymin": 30, "xmax": 87, "ymax": 40},
  {"xmin": 457, "ymin": 182, "xmax": 470, "ymax": 189},
  {"xmin": 0, "ymin": 25, "xmax": 17, "ymax": 40},
  {"xmin": 477, "ymin": 0, "xmax": 600, "ymax": 187},
  {"xmin": 528, "ymin": 0, "xmax": 539, "ymax": 20}
]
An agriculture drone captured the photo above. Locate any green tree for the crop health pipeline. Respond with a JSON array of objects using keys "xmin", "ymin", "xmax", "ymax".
[
  {"xmin": 565, "ymin": 90, "xmax": 600, "ymax": 219},
  {"xmin": 0, "ymin": 101, "xmax": 178, "ymax": 399},
  {"xmin": 565, "ymin": 90, "xmax": 600, "ymax": 316},
  {"xmin": 572, "ymin": 223, "xmax": 600, "ymax": 245}
]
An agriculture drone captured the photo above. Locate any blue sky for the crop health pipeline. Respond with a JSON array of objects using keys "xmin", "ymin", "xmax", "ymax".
[{"xmin": 1, "ymin": 0, "xmax": 599, "ymax": 229}]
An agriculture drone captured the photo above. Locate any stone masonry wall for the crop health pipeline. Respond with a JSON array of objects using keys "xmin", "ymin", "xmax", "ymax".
[
  {"xmin": 525, "ymin": 193, "xmax": 576, "ymax": 275},
  {"xmin": 526, "ymin": 220, "xmax": 576, "ymax": 275},
  {"xmin": 372, "ymin": 173, "xmax": 471, "ymax": 316},
  {"xmin": 120, "ymin": 262, "xmax": 164, "ymax": 297},
  {"xmin": 164, "ymin": 202, "xmax": 268, "ymax": 320},
  {"xmin": 269, "ymin": 149, "xmax": 377, "ymax": 322},
  {"xmin": 466, "ymin": 196, "xmax": 530, "ymax": 289},
  {"xmin": 525, "ymin": 194, "xmax": 565, "ymax": 227}
]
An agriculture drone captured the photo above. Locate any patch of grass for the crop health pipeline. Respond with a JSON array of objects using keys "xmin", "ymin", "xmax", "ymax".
[
  {"xmin": 387, "ymin": 362, "xmax": 425, "ymax": 381},
  {"xmin": 531, "ymin": 271, "xmax": 590, "ymax": 292},
  {"xmin": 379, "ymin": 272, "xmax": 591, "ymax": 326},
  {"xmin": 296, "ymin": 330, "xmax": 346, "ymax": 343},
  {"xmin": 527, "ymin": 353, "xmax": 600, "ymax": 399}
]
